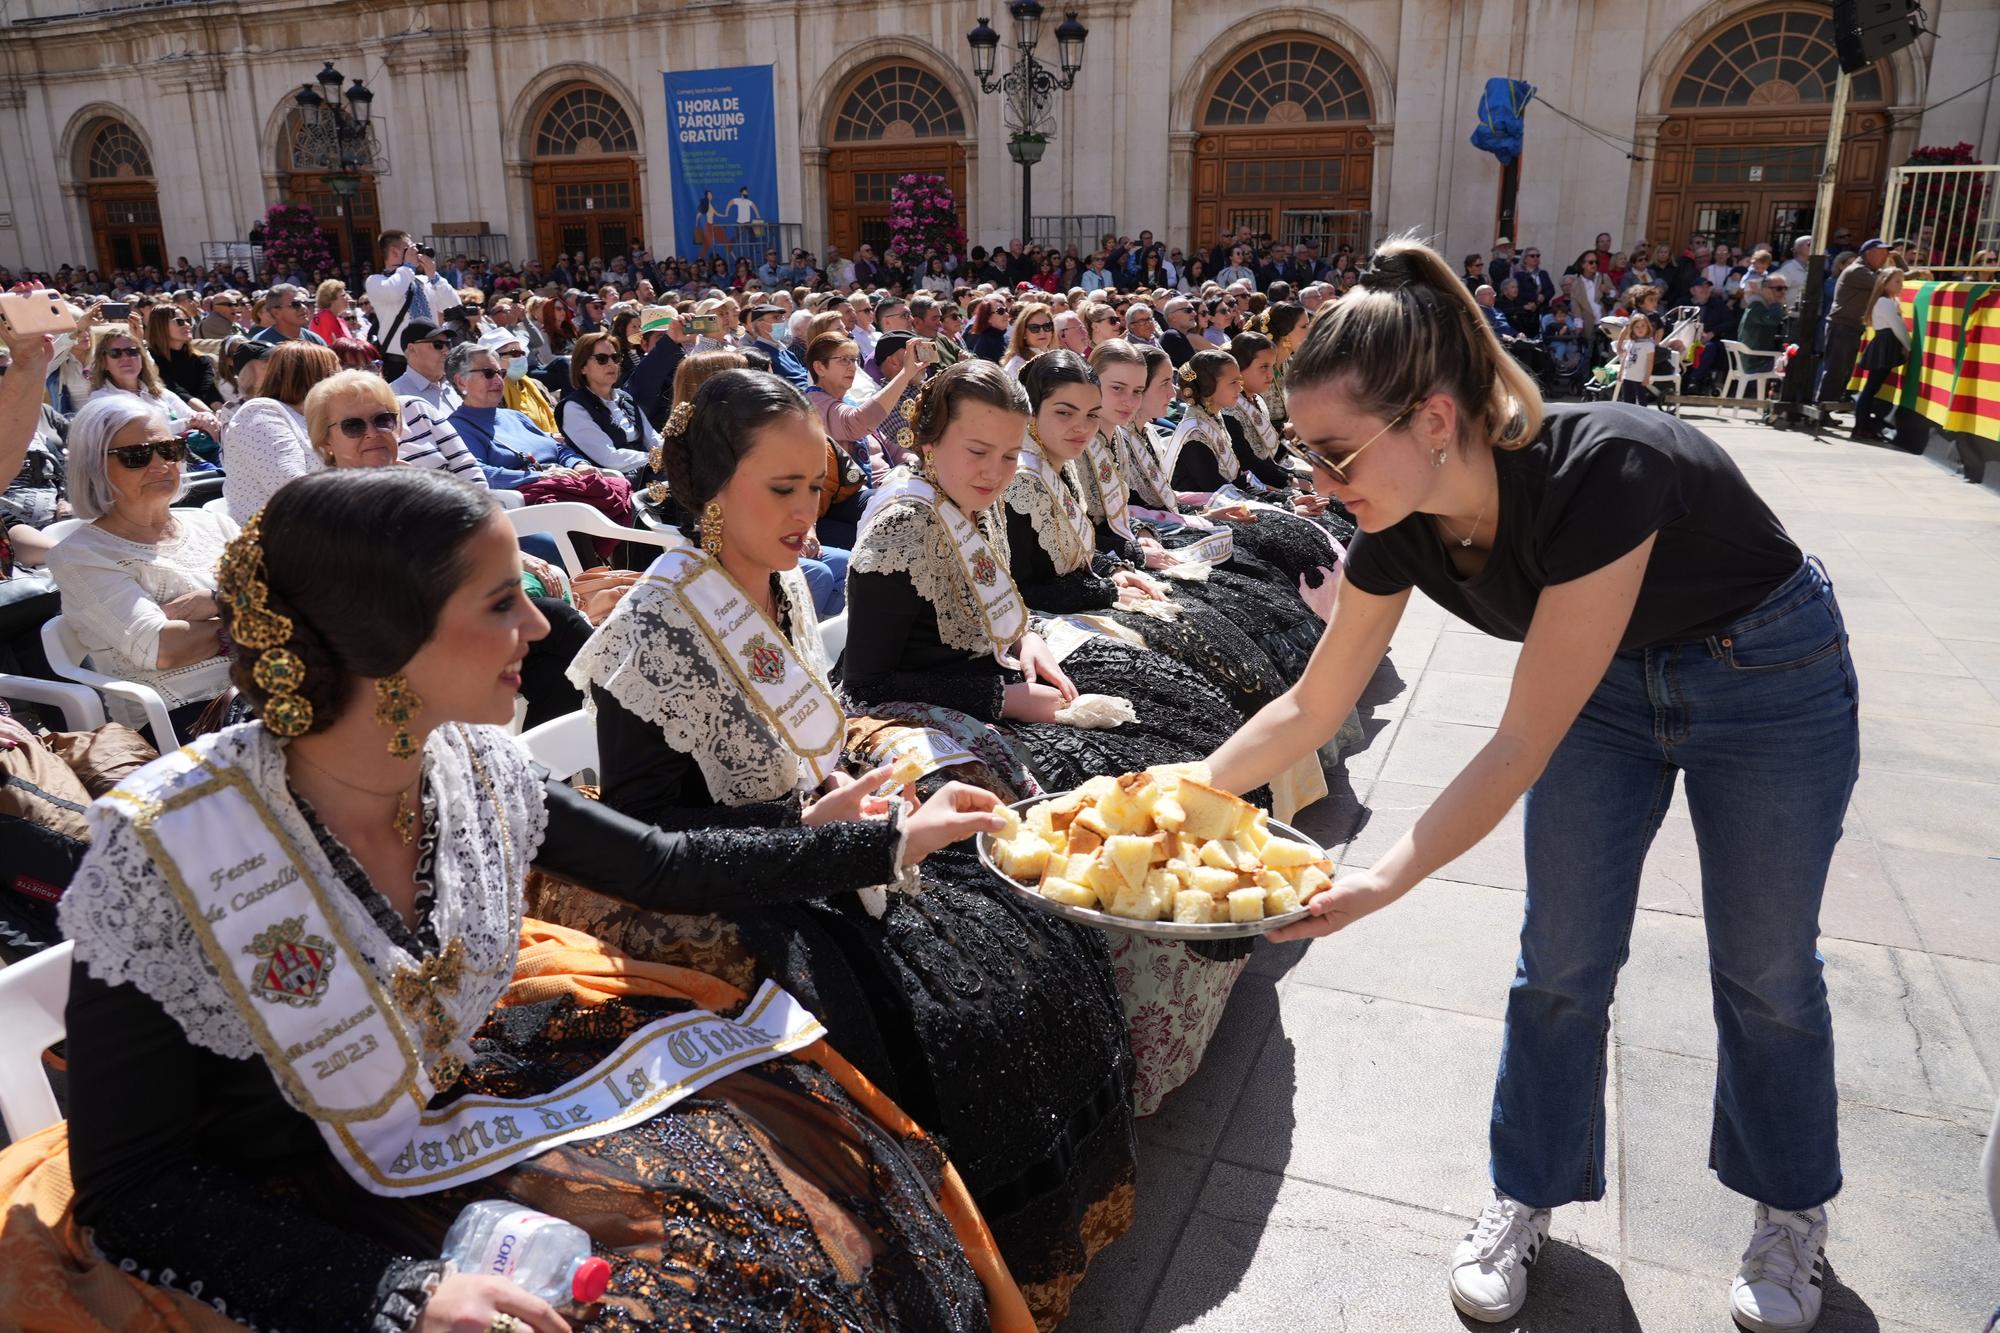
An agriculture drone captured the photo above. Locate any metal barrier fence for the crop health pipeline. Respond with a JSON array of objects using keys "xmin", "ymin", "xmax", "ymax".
[
  {"xmin": 689, "ymin": 222, "xmax": 805, "ymax": 269},
  {"xmin": 1029, "ymin": 215, "xmax": 1118, "ymax": 254},
  {"xmin": 1880, "ymin": 165, "xmax": 2000, "ymax": 278},
  {"xmin": 423, "ymin": 234, "xmax": 512, "ymax": 264}
]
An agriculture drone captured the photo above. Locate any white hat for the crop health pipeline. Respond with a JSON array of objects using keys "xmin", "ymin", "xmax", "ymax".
[{"xmin": 477, "ymin": 327, "xmax": 526, "ymax": 356}]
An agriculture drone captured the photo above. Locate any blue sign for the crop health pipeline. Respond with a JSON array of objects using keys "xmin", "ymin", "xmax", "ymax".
[{"xmin": 662, "ymin": 65, "xmax": 779, "ymax": 261}]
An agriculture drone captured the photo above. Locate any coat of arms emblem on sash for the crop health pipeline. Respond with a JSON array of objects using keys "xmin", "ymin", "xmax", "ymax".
[
  {"xmin": 970, "ymin": 550, "xmax": 998, "ymax": 587},
  {"xmin": 244, "ymin": 916, "xmax": 336, "ymax": 1007},
  {"xmin": 741, "ymin": 632, "xmax": 787, "ymax": 685}
]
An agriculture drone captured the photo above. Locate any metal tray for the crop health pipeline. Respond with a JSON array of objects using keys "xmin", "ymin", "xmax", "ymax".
[{"xmin": 977, "ymin": 793, "xmax": 1323, "ymax": 940}]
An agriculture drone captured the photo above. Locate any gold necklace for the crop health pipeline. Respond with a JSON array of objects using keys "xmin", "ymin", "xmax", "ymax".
[{"xmin": 288, "ymin": 746, "xmax": 422, "ymax": 846}]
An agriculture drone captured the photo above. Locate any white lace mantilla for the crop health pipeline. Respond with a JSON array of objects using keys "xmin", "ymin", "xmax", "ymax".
[
  {"xmin": 852, "ymin": 486, "xmax": 1017, "ymax": 657},
  {"xmin": 58, "ymin": 721, "xmax": 545, "ymax": 1067},
  {"xmin": 1007, "ymin": 437, "xmax": 1096, "ymax": 575},
  {"xmin": 569, "ymin": 565, "xmax": 830, "ymax": 807},
  {"xmin": 1226, "ymin": 394, "xmax": 1281, "ymax": 460}
]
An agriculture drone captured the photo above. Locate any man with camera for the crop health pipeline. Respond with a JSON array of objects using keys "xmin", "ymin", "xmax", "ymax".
[{"xmin": 364, "ymin": 231, "xmax": 460, "ymax": 380}]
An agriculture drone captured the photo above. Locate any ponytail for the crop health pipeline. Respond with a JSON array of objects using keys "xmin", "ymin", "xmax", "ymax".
[{"xmin": 1289, "ymin": 234, "xmax": 1542, "ymax": 450}]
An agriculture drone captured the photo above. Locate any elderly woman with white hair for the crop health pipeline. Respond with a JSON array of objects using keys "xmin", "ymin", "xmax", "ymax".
[{"xmin": 45, "ymin": 394, "xmax": 240, "ymax": 738}]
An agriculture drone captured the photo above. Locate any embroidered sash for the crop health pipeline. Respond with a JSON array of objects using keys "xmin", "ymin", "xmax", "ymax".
[
  {"xmin": 109, "ymin": 750, "xmax": 823, "ymax": 1197},
  {"xmin": 1014, "ymin": 433, "xmax": 1097, "ymax": 574},
  {"xmin": 640, "ymin": 547, "xmax": 846, "ymax": 787},
  {"xmin": 1079, "ymin": 433, "xmax": 1133, "ymax": 541},
  {"xmin": 1169, "ymin": 407, "xmax": 1240, "ymax": 485},
  {"xmin": 1227, "ymin": 395, "xmax": 1281, "ymax": 460},
  {"xmin": 1119, "ymin": 423, "xmax": 1178, "ymax": 509},
  {"xmin": 860, "ymin": 472, "xmax": 1028, "ymax": 665}
]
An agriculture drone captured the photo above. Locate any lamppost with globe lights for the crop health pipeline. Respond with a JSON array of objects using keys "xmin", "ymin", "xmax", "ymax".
[
  {"xmin": 291, "ymin": 61, "xmax": 379, "ymax": 291},
  {"xmin": 967, "ymin": 2, "xmax": 1088, "ymax": 247}
]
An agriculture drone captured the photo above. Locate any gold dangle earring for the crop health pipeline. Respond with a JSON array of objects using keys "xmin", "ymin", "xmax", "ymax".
[
  {"xmin": 375, "ymin": 674, "xmax": 423, "ymax": 760},
  {"xmin": 917, "ymin": 449, "xmax": 939, "ymax": 485},
  {"xmin": 700, "ymin": 500, "xmax": 725, "ymax": 556}
]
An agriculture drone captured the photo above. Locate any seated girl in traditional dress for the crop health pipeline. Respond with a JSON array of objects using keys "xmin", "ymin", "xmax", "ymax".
[
  {"xmin": 549, "ymin": 369, "xmax": 1140, "ymax": 1328},
  {"xmin": 842, "ymin": 359, "xmax": 1259, "ymax": 1114},
  {"xmin": 16, "ymin": 466, "xmax": 1033, "ymax": 1333}
]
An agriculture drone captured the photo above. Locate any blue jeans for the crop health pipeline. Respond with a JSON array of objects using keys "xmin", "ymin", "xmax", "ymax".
[
  {"xmin": 800, "ymin": 546, "xmax": 849, "ymax": 617},
  {"xmin": 1492, "ymin": 558, "xmax": 1858, "ymax": 1212}
]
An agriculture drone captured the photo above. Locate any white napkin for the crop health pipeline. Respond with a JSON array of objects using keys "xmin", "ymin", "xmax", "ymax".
[{"xmin": 1053, "ymin": 694, "xmax": 1138, "ymax": 728}]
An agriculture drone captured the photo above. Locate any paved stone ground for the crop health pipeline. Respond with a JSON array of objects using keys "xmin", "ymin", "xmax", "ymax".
[{"xmin": 1067, "ymin": 414, "xmax": 1999, "ymax": 1333}]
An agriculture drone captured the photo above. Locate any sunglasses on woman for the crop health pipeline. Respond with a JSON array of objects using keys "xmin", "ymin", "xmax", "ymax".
[
  {"xmin": 109, "ymin": 439, "xmax": 187, "ymax": 468},
  {"xmin": 1025, "ymin": 320, "xmax": 1054, "ymax": 334},
  {"xmin": 1293, "ymin": 400, "xmax": 1423, "ymax": 483},
  {"xmin": 105, "ymin": 346, "xmax": 143, "ymax": 360},
  {"xmin": 587, "ymin": 352, "xmax": 620, "ymax": 365},
  {"xmin": 335, "ymin": 411, "xmax": 400, "ymax": 439}
]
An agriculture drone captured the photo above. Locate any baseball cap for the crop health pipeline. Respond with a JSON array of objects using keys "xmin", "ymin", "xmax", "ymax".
[
  {"xmin": 872, "ymin": 331, "xmax": 918, "ymax": 364},
  {"xmin": 1858, "ymin": 239, "xmax": 1888, "ymax": 255},
  {"xmin": 639, "ymin": 305, "xmax": 678, "ymax": 335},
  {"xmin": 401, "ymin": 319, "xmax": 446, "ymax": 346}
]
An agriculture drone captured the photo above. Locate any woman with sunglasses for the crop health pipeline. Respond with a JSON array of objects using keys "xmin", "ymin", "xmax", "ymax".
[
  {"xmin": 1202, "ymin": 239, "xmax": 1856, "ymax": 1333},
  {"xmin": 45, "ymin": 395, "xmax": 238, "ymax": 739},
  {"xmin": 1000, "ymin": 301, "xmax": 1056, "ymax": 377},
  {"xmin": 142, "ymin": 304, "xmax": 220, "ymax": 409},
  {"xmin": 557, "ymin": 329, "xmax": 656, "ymax": 476},
  {"xmin": 86, "ymin": 328, "xmax": 222, "ymax": 453}
]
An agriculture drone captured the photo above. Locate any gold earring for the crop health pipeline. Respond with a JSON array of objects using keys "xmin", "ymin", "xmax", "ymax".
[
  {"xmin": 700, "ymin": 500, "xmax": 724, "ymax": 556},
  {"xmin": 917, "ymin": 451, "xmax": 939, "ymax": 484},
  {"xmin": 375, "ymin": 674, "xmax": 423, "ymax": 760}
]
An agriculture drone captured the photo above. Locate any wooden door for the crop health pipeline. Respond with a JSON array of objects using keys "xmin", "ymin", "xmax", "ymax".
[
  {"xmin": 87, "ymin": 183, "xmax": 164, "ymax": 274},
  {"xmin": 825, "ymin": 143, "xmax": 964, "ymax": 258},
  {"xmin": 532, "ymin": 160, "xmax": 641, "ymax": 266}
]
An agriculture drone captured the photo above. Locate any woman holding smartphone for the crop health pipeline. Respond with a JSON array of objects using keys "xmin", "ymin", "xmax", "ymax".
[{"xmin": 1202, "ymin": 239, "xmax": 1857, "ymax": 1333}]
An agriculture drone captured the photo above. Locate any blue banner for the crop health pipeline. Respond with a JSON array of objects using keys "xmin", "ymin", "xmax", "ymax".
[{"xmin": 663, "ymin": 65, "xmax": 779, "ymax": 262}]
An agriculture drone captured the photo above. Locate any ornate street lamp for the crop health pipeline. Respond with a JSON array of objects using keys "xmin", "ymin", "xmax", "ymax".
[
  {"xmin": 291, "ymin": 61, "xmax": 381, "ymax": 290},
  {"xmin": 967, "ymin": 6, "xmax": 1087, "ymax": 245}
]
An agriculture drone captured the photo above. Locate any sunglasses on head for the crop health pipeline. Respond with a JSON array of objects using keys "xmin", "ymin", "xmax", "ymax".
[
  {"xmin": 1294, "ymin": 400, "xmax": 1423, "ymax": 483},
  {"xmin": 336, "ymin": 411, "xmax": 400, "ymax": 439},
  {"xmin": 110, "ymin": 439, "xmax": 187, "ymax": 468}
]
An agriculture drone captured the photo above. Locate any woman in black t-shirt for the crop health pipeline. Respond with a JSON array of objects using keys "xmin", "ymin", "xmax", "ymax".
[{"xmin": 1205, "ymin": 240, "xmax": 1857, "ymax": 1333}]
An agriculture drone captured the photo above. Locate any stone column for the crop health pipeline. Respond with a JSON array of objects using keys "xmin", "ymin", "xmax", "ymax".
[
  {"xmin": 1368, "ymin": 122, "xmax": 1395, "ymax": 247},
  {"xmin": 1167, "ymin": 131, "xmax": 1196, "ymax": 253},
  {"xmin": 1627, "ymin": 114, "xmax": 1667, "ymax": 251},
  {"xmin": 800, "ymin": 147, "xmax": 828, "ymax": 256}
]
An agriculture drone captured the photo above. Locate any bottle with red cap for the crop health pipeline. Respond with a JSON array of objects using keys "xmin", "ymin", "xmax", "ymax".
[{"xmin": 441, "ymin": 1201, "xmax": 613, "ymax": 1310}]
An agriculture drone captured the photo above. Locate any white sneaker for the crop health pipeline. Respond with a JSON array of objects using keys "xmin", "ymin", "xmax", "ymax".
[
  {"xmin": 1731, "ymin": 1203, "xmax": 1827, "ymax": 1332},
  {"xmin": 1449, "ymin": 1189, "xmax": 1552, "ymax": 1323}
]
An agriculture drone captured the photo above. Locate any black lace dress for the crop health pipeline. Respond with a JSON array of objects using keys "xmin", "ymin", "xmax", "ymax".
[
  {"xmin": 61, "ymin": 772, "xmax": 999, "ymax": 1332},
  {"xmin": 557, "ymin": 685, "xmax": 1143, "ymax": 1328}
]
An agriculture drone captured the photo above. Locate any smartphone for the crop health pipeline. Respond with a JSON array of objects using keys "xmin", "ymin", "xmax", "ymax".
[
  {"xmin": 100, "ymin": 301, "xmax": 131, "ymax": 321},
  {"xmin": 684, "ymin": 313, "xmax": 721, "ymax": 336},
  {"xmin": 911, "ymin": 339, "xmax": 939, "ymax": 364},
  {"xmin": 0, "ymin": 290, "xmax": 77, "ymax": 338}
]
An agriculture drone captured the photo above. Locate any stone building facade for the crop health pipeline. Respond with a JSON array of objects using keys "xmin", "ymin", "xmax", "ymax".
[{"xmin": 1, "ymin": 0, "xmax": 1996, "ymax": 277}]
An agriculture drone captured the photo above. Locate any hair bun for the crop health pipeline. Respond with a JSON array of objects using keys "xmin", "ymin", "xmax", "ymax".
[{"xmin": 1358, "ymin": 251, "xmax": 1418, "ymax": 293}]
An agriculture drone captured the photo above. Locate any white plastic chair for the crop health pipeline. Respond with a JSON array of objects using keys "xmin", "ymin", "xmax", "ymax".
[
  {"xmin": 1720, "ymin": 341, "xmax": 1783, "ymax": 410},
  {"xmin": 0, "ymin": 673, "xmax": 107, "ymax": 730},
  {"xmin": 41, "ymin": 615, "xmax": 180, "ymax": 748},
  {"xmin": 0, "ymin": 939, "xmax": 74, "ymax": 1139},
  {"xmin": 517, "ymin": 709, "xmax": 598, "ymax": 782},
  {"xmin": 506, "ymin": 502, "xmax": 677, "ymax": 577},
  {"xmin": 202, "ymin": 495, "xmax": 231, "ymax": 517},
  {"xmin": 38, "ymin": 517, "xmax": 84, "ymax": 544},
  {"xmin": 819, "ymin": 613, "xmax": 848, "ymax": 663}
]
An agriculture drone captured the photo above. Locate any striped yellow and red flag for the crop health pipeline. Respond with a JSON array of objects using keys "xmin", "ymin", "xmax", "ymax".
[{"xmin": 1852, "ymin": 282, "xmax": 2000, "ymax": 439}]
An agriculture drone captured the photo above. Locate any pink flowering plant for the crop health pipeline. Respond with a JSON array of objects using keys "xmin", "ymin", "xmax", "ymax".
[
  {"xmin": 887, "ymin": 173, "xmax": 966, "ymax": 265},
  {"xmin": 259, "ymin": 202, "xmax": 336, "ymax": 281}
]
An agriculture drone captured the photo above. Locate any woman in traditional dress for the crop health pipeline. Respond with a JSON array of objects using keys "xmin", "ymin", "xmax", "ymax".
[
  {"xmin": 1221, "ymin": 332, "xmax": 1297, "ymax": 489},
  {"xmin": 33, "ymin": 465, "xmax": 1032, "ymax": 1333},
  {"xmin": 552, "ymin": 369, "xmax": 1140, "ymax": 1328},
  {"xmin": 843, "ymin": 359, "xmax": 1259, "ymax": 1115}
]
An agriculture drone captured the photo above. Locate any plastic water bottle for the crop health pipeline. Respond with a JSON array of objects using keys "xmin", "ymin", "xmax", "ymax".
[{"xmin": 441, "ymin": 1201, "xmax": 612, "ymax": 1309}]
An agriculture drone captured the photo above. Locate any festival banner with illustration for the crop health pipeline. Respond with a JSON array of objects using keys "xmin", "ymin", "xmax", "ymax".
[{"xmin": 662, "ymin": 65, "xmax": 779, "ymax": 260}]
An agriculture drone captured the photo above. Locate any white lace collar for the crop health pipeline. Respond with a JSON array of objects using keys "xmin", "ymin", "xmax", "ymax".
[
  {"xmin": 1007, "ymin": 433, "xmax": 1096, "ymax": 574},
  {"xmin": 1225, "ymin": 394, "xmax": 1281, "ymax": 460},
  {"xmin": 570, "ymin": 561, "xmax": 831, "ymax": 807},
  {"xmin": 59, "ymin": 721, "xmax": 546, "ymax": 1070},
  {"xmin": 1172, "ymin": 405, "xmax": 1240, "ymax": 482}
]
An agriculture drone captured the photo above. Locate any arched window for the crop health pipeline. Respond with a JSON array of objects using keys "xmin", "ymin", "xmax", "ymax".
[
  {"xmin": 1201, "ymin": 37, "xmax": 1372, "ymax": 127},
  {"xmin": 1672, "ymin": 9, "xmax": 1884, "ymax": 109},
  {"xmin": 831, "ymin": 65, "xmax": 965, "ymax": 143},
  {"xmin": 86, "ymin": 120, "xmax": 152, "ymax": 180},
  {"xmin": 534, "ymin": 85, "xmax": 638, "ymax": 158}
]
